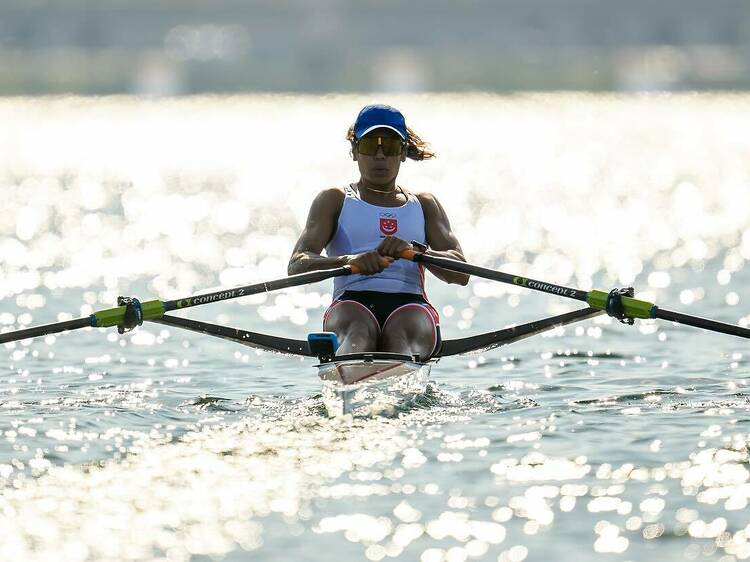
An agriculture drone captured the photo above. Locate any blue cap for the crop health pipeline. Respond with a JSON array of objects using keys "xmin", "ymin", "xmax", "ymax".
[{"xmin": 353, "ymin": 104, "xmax": 407, "ymax": 140}]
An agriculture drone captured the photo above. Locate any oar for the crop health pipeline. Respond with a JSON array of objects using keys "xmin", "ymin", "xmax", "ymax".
[
  {"xmin": 401, "ymin": 250, "xmax": 750, "ymax": 339},
  {"xmin": 0, "ymin": 266, "xmax": 354, "ymax": 345}
]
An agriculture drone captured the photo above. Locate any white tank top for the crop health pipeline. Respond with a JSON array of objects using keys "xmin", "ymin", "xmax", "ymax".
[{"xmin": 325, "ymin": 184, "xmax": 427, "ymax": 299}]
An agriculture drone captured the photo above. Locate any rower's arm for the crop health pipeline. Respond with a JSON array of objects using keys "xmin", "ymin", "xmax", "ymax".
[
  {"xmin": 288, "ymin": 188, "xmax": 347, "ymax": 275},
  {"xmin": 417, "ymin": 193, "xmax": 470, "ymax": 286}
]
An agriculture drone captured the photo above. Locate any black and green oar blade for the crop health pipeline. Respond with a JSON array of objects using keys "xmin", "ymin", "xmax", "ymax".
[
  {"xmin": 0, "ymin": 266, "xmax": 353, "ymax": 345},
  {"xmin": 401, "ymin": 250, "xmax": 750, "ymax": 340}
]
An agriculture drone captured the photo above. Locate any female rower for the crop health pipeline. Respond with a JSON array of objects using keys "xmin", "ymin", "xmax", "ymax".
[{"xmin": 288, "ymin": 104, "xmax": 469, "ymax": 360}]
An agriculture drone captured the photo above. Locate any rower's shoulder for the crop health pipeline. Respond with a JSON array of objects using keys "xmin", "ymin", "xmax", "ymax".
[
  {"xmin": 318, "ymin": 185, "xmax": 347, "ymax": 198},
  {"xmin": 312, "ymin": 186, "xmax": 346, "ymax": 209},
  {"xmin": 412, "ymin": 190, "xmax": 440, "ymax": 208}
]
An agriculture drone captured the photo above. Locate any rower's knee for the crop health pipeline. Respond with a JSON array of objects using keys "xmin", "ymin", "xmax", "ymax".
[
  {"xmin": 380, "ymin": 329, "xmax": 413, "ymax": 355},
  {"xmin": 341, "ymin": 332, "xmax": 375, "ymax": 352},
  {"xmin": 381, "ymin": 308, "xmax": 435, "ymax": 358},
  {"xmin": 337, "ymin": 322, "xmax": 378, "ymax": 353},
  {"xmin": 324, "ymin": 302, "xmax": 379, "ymax": 354}
]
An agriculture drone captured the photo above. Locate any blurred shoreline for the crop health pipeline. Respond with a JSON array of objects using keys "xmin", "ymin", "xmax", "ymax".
[{"xmin": 1, "ymin": 0, "xmax": 749, "ymax": 95}]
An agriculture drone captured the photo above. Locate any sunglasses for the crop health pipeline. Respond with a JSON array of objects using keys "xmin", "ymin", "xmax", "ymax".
[{"xmin": 356, "ymin": 136, "xmax": 405, "ymax": 157}]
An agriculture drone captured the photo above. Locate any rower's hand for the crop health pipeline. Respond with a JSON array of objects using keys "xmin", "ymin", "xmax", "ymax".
[
  {"xmin": 347, "ymin": 251, "xmax": 394, "ymax": 275},
  {"xmin": 376, "ymin": 236, "xmax": 412, "ymax": 259}
]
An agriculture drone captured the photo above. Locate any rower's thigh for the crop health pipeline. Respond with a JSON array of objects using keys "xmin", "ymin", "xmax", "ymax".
[
  {"xmin": 324, "ymin": 301, "xmax": 379, "ymax": 340},
  {"xmin": 381, "ymin": 304, "xmax": 438, "ymax": 349}
]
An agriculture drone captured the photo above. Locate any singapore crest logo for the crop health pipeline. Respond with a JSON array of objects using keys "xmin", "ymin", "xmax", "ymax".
[{"xmin": 379, "ymin": 213, "xmax": 398, "ymax": 236}]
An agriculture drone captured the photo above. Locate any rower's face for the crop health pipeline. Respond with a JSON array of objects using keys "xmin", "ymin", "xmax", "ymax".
[{"xmin": 353, "ymin": 128, "xmax": 407, "ymax": 186}]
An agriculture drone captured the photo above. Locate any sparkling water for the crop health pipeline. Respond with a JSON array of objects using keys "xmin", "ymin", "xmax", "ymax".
[{"xmin": 1, "ymin": 93, "xmax": 749, "ymax": 561}]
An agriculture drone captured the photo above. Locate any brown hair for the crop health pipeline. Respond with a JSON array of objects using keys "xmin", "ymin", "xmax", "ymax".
[{"xmin": 347, "ymin": 125, "xmax": 436, "ymax": 161}]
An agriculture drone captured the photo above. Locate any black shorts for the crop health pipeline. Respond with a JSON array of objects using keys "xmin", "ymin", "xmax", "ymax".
[{"xmin": 323, "ymin": 290, "xmax": 442, "ymax": 356}]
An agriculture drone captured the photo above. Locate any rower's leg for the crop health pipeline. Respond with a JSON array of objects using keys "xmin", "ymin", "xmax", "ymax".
[
  {"xmin": 381, "ymin": 305, "xmax": 438, "ymax": 360},
  {"xmin": 324, "ymin": 301, "xmax": 379, "ymax": 354}
]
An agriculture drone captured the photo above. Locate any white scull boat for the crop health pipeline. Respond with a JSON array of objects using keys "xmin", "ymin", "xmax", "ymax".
[
  {"xmin": 152, "ymin": 307, "xmax": 603, "ymax": 415},
  {"xmin": 317, "ymin": 352, "xmax": 430, "ymax": 416}
]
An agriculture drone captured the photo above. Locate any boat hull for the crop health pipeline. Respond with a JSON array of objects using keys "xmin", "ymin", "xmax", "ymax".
[{"xmin": 317, "ymin": 352, "xmax": 431, "ymax": 416}]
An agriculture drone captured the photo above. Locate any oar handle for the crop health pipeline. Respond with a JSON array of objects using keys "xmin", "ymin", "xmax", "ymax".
[
  {"xmin": 346, "ymin": 257, "xmax": 394, "ymax": 275},
  {"xmin": 399, "ymin": 248, "xmax": 420, "ymax": 261}
]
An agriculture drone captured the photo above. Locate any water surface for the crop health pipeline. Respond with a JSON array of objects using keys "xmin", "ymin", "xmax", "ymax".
[{"xmin": 1, "ymin": 93, "xmax": 750, "ymax": 562}]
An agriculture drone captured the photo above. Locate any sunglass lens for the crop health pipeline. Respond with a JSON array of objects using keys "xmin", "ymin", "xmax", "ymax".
[
  {"xmin": 357, "ymin": 138, "xmax": 379, "ymax": 155},
  {"xmin": 381, "ymin": 138, "xmax": 403, "ymax": 156},
  {"xmin": 357, "ymin": 137, "xmax": 403, "ymax": 156}
]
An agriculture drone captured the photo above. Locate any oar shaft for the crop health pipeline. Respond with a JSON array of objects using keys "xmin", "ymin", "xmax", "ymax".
[
  {"xmin": 1, "ymin": 266, "xmax": 354, "ymax": 345},
  {"xmin": 161, "ymin": 266, "xmax": 352, "ymax": 312},
  {"xmin": 411, "ymin": 251, "xmax": 589, "ymax": 303},
  {"xmin": 0, "ymin": 317, "xmax": 92, "ymax": 344},
  {"xmin": 402, "ymin": 249, "xmax": 750, "ymax": 340},
  {"xmin": 655, "ymin": 308, "xmax": 750, "ymax": 339}
]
